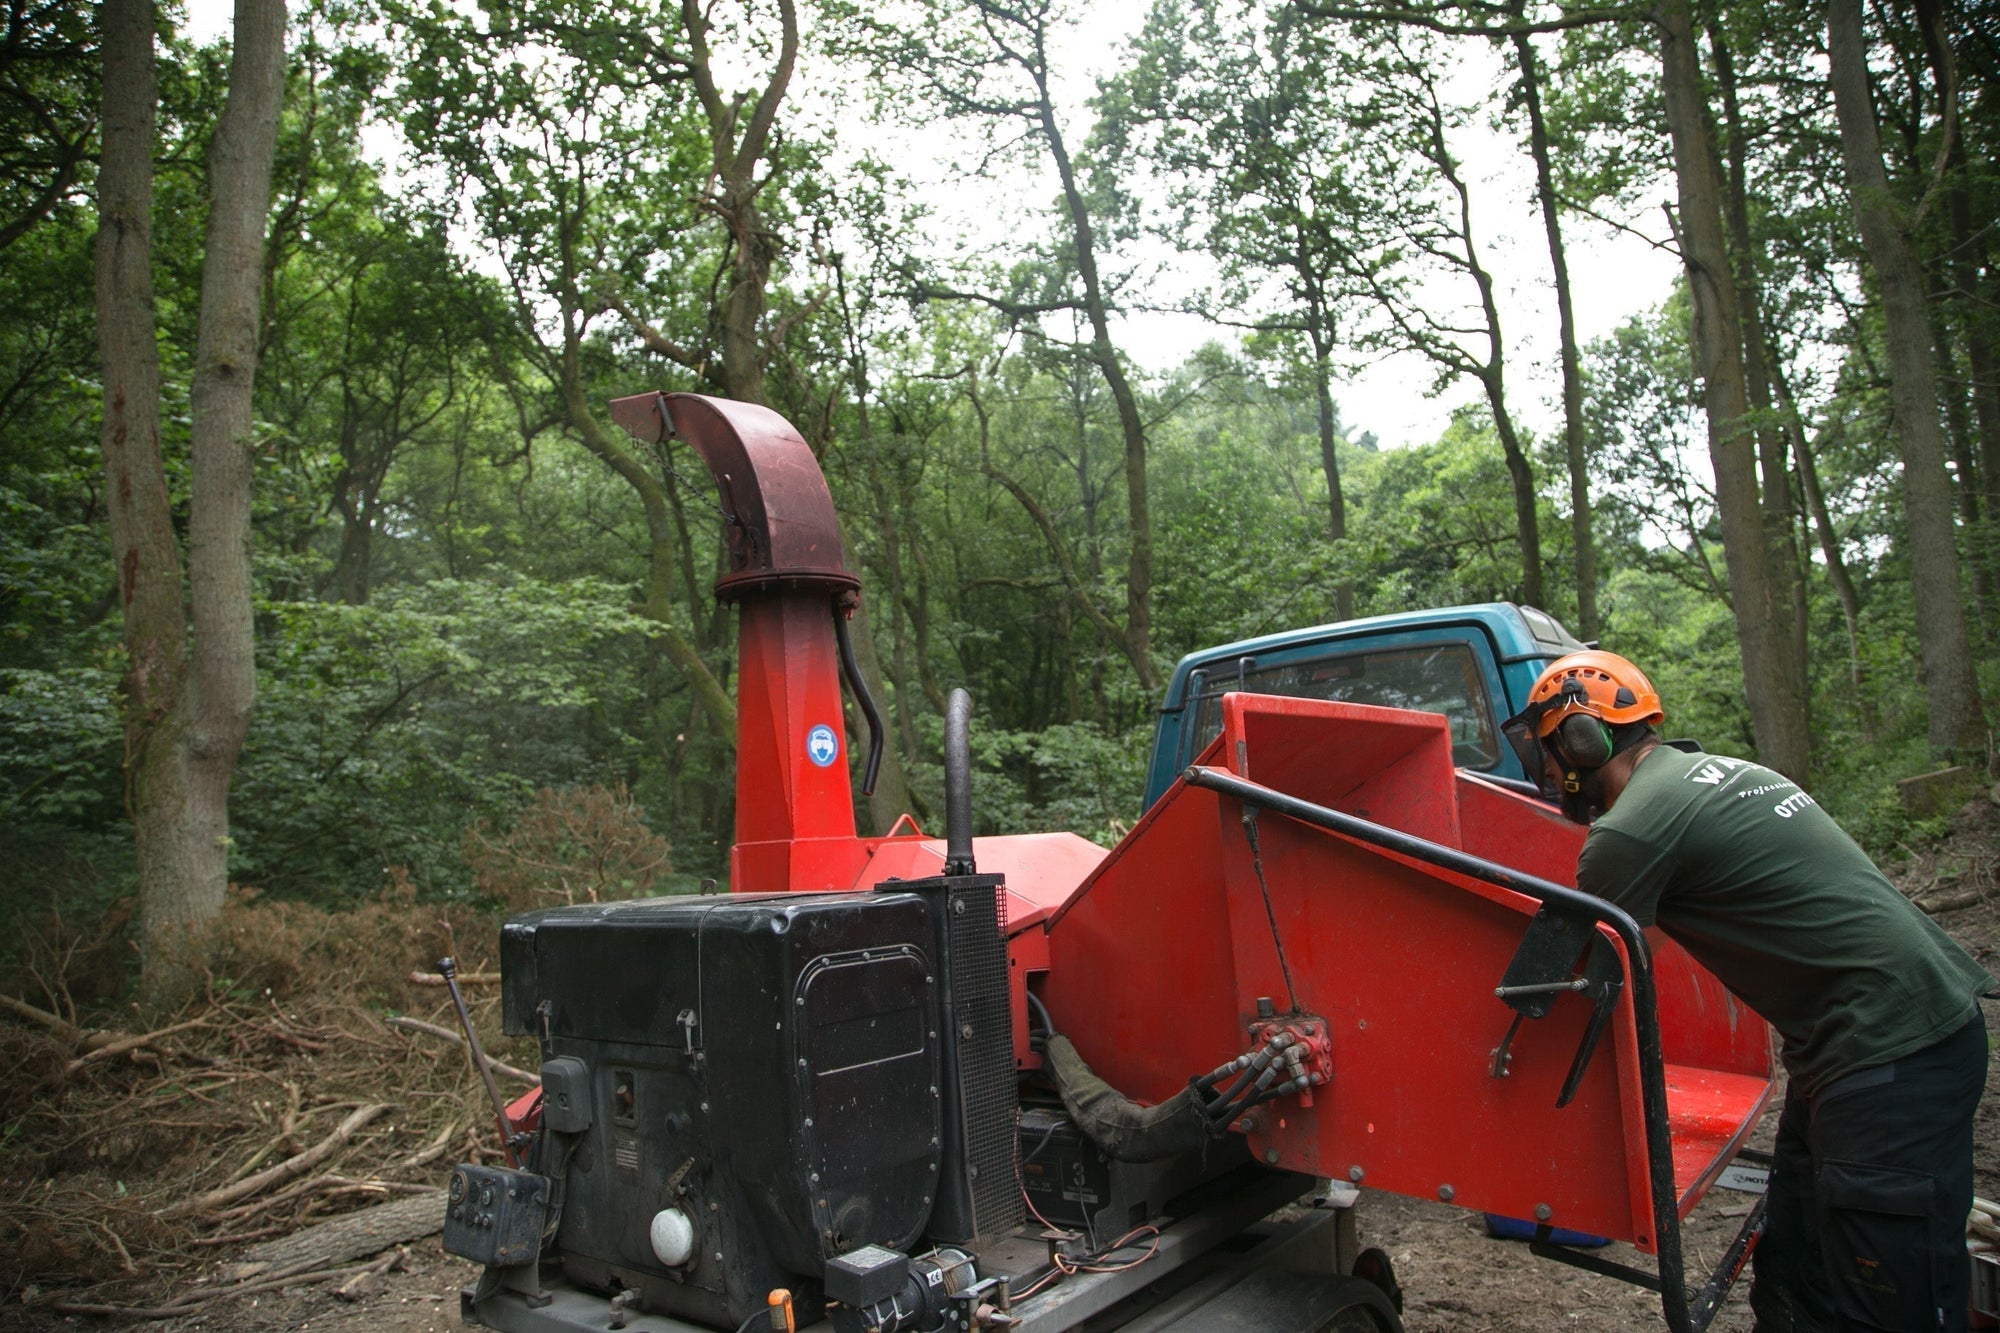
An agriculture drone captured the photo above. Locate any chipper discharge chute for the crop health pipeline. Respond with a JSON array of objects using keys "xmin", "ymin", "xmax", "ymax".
[{"xmin": 445, "ymin": 392, "xmax": 1775, "ymax": 1333}]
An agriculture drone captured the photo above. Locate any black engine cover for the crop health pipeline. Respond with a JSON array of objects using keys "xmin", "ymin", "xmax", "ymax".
[{"xmin": 500, "ymin": 892, "xmax": 941, "ymax": 1329}]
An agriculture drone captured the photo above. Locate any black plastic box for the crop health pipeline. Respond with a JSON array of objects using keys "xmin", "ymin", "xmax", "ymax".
[
  {"xmin": 498, "ymin": 892, "xmax": 942, "ymax": 1329},
  {"xmin": 444, "ymin": 1164, "xmax": 548, "ymax": 1268}
]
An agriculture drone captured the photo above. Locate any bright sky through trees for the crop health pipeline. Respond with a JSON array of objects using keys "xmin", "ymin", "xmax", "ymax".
[{"xmin": 177, "ymin": 0, "xmax": 1678, "ymax": 449}]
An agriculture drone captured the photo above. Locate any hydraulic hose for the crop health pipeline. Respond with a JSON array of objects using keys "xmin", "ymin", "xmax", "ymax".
[
  {"xmin": 944, "ymin": 688, "xmax": 975, "ymax": 876},
  {"xmin": 1042, "ymin": 1035, "xmax": 1214, "ymax": 1163},
  {"xmin": 832, "ymin": 606, "xmax": 884, "ymax": 797}
]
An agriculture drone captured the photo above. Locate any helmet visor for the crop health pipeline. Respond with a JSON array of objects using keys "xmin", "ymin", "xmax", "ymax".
[
  {"xmin": 1500, "ymin": 681, "xmax": 1595, "ymax": 799},
  {"xmin": 1500, "ymin": 706, "xmax": 1557, "ymax": 797}
]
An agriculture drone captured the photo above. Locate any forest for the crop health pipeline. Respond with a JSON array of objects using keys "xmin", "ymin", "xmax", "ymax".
[{"xmin": 1, "ymin": 0, "xmax": 1996, "ymax": 1006}]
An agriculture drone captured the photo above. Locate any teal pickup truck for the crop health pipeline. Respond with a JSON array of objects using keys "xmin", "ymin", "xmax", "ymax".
[{"xmin": 1142, "ymin": 602, "xmax": 1589, "ymax": 809}]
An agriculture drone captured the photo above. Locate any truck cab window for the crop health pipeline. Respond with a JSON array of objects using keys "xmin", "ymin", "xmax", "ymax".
[{"xmin": 1186, "ymin": 642, "xmax": 1500, "ymax": 770}]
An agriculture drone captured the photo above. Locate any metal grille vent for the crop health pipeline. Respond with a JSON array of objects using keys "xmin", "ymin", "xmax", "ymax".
[{"xmin": 952, "ymin": 883, "xmax": 1022, "ymax": 1236}]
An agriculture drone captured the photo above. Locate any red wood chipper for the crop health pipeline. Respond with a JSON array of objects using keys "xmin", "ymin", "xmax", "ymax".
[{"xmin": 440, "ymin": 392, "xmax": 1775, "ymax": 1333}]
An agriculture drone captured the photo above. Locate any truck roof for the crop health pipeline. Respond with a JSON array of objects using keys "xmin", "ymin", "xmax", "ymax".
[{"xmin": 1158, "ymin": 601, "xmax": 1586, "ymax": 710}]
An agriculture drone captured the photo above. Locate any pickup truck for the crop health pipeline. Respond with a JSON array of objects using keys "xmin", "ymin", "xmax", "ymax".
[{"xmin": 1143, "ymin": 602, "xmax": 1588, "ymax": 809}]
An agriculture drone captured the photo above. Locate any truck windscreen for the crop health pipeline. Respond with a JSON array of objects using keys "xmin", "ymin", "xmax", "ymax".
[{"xmin": 1187, "ymin": 642, "xmax": 1500, "ymax": 770}]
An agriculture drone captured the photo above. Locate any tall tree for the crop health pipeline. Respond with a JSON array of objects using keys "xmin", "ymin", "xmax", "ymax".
[
  {"xmin": 395, "ymin": 0, "xmax": 762, "ymax": 731},
  {"xmin": 1656, "ymin": 0, "xmax": 1809, "ymax": 779},
  {"xmin": 878, "ymin": 0, "xmax": 1163, "ymax": 691},
  {"xmin": 1109, "ymin": 0, "xmax": 1363, "ymax": 618},
  {"xmin": 1510, "ymin": 19, "xmax": 1596, "ymax": 637},
  {"xmin": 1907, "ymin": 0, "xmax": 2000, "ymax": 629},
  {"xmin": 1827, "ymin": 0, "xmax": 1986, "ymax": 758},
  {"xmin": 1343, "ymin": 31, "xmax": 1545, "ymax": 608},
  {"xmin": 1708, "ymin": 17, "xmax": 1809, "ymax": 714},
  {"xmin": 599, "ymin": 0, "xmax": 806, "ymax": 406},
  {"xmin": 96, "ymin": 0, "xmax": 287, "ymax": 1004}
]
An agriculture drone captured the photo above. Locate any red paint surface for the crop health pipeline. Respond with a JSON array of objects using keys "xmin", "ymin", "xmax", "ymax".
[{"xmin": 1041, "ymin": 694, "xmax": 1773, "ymax": 1248}]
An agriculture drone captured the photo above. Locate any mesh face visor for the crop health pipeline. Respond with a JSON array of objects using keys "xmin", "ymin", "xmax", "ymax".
[
  {"xmin": 1499, "ymin": 678, "xmax": 1596, "ymax": 798},
  {"xmin": 1500, "ymin": 707, "xmax": 1555, "ymax": 796}
]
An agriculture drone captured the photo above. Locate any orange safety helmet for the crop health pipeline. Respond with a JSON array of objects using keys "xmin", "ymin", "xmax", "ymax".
[
  {"xmin": 1521, "ymin": 651, "xmax": 1664, "ymax": 736},
  {"xmin": 1502, "ymin": 650, "xmax": 1664, "ymax": 780}
]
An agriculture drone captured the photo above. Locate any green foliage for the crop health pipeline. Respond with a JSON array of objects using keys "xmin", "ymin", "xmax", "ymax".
[
  {"xmin": 1596, "ymin": 566, "xmax": 1755, "ymax": 756},
  {"xmin": 0, "ymin": 212, "xmax": 108, "ymax": 669},
  {"xmin": 1342, "ymin": 407, "xmax": 1553, "ymax": 613},
  {"xmin": 905, "ymin": 712, "xmax": 1152, "ymax": 850},
  {"xmin": 232, "ymin": 578, "xmax": 659, "ymax": 901},
  {"xmin": 0, "ymin": 665, "xmax": 123, "ymax": 825},
  {"xmin": 2, "ymin": 0, "xmax": 1991, "ymax": 958}
]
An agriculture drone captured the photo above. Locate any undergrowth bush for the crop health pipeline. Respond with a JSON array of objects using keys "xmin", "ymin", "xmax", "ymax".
[
  {"xmin": 203, "ymin": 873, "xmax": 497, "ymax": 1005},
  {"xmin": 464, "ymin": 783, "xmax": 673, "ymax": 914}
]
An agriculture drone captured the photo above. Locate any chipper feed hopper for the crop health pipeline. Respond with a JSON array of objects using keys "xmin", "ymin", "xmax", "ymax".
[{"xmin": 443, "ymin": 393, "xmax": 1776, "ymax": 1333}]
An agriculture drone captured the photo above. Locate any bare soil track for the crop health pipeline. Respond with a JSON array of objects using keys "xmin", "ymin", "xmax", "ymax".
[{"xmin": 6, "ymin": 798, "xmax": 1998, "ymax": 1333}]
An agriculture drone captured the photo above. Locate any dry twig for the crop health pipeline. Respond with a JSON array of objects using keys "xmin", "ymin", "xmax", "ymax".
[
  {"xmin": 51, "ymin": 1256, "xmax": 389, "ymax": 1319},
  {"xmin": 162, "ymin": 1102, "xmax": 395, "ymax": 1217},
  {"xmin": 386, "ymin": 1015, "xmax": 538, "ymax": 1086},
  {"xmin": 66, "ymin": 1016, "xmax": 213, "ymax": 1075}
]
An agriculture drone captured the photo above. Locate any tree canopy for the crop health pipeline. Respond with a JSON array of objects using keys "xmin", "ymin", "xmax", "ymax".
[{"xmin": 2, "ymin": 0, "xmax": 1994, "ymax": 993}]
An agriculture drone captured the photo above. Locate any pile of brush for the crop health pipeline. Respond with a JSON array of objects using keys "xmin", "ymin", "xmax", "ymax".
[{"xmin": 0, "ymin": 885, "xmax": 535, "ymax": 1321}]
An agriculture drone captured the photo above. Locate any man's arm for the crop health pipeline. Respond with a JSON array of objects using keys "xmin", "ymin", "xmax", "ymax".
[{"xmin": 1575, "ymin": 827, "xmax": 1675, "ymax": 927}]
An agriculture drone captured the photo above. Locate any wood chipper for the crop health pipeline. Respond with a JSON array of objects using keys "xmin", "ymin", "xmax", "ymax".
[{"xmin": 439, "ymin": 392, "xmax": 1775, "ymax": 1333}]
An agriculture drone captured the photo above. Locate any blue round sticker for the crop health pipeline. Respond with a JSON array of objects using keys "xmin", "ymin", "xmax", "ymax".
[{"xmin": 805, "ymin": 724, "xmax": 839, "ymax": 768}]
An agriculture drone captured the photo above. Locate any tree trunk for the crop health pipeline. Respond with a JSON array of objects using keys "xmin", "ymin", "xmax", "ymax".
[
  {"xmin": 178, "ymin": 0, "xmax": 288, "ymax": 1002},
  {"xmin": 1914, "ymin": 0, "xmax": 2000, "ymax": 637},
  {"xmin": 682, "ymin": 0, "xmax": 796, "ymax": 407},
  {"xmin": 97, "ymin": 0, "xmax": 202, "ymax": 1004},
  {"xmin": 1485, "ymin": 384, "xmax": 1545, "ymax": 609},
  {"xmin": 1929, "ymin": 292, "xmax": 1991, "ymax": 625},
  {"xmin": 1772, "ymin": 356, "xmax": 1870, "ymax": 716},
  {"xmin": 1513, "ymin": 26, "xmax": 1595, "ymax": 638},
  {"xmin": 1426, "ymin": 80, "xmax": 1543, "ymax": 609},
  {"xmin": 99, "ymin": 0, "xmax": 290, "ymax": 1006},
  {"xmin": 559, "ymin": 358, "xmax": 738, "ymax": 731},
  {"xmin": 1659, "ymin": 0, "xmax": 1810, "ymax": 779},
  {"xmin": 1710, "ymin": 21, "xmax": 1811, "ymax": 730},
  {"xmin": 1032, "ymin": 58, "xmax": 1160, "ymax": 694},
  {"xmin": 1307, "ymin": 322, "xmax": 1353, "ymax": 621},
  {"xmin": 1828, "ymin": 0, "xmax": 1988, "ymax": 758}
]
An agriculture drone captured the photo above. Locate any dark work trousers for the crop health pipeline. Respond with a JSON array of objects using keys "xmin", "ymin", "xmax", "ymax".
[{"xmin": 1748, "ymin": 1013, "xmax": 1987, "ymax": 1332}]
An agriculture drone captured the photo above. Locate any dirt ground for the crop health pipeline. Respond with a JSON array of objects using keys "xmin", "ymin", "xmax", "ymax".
[{"xmin": 6, "ymin": 797, "xmax": 1999, "ymax": 1333}]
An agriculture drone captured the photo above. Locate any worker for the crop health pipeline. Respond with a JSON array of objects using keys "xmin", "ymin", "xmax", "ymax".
[{"xmin": 1501, "ymin": 650, "xmax": 1993, "ymax": 1333}]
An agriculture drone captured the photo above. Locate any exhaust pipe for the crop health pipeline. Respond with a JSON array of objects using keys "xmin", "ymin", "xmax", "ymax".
[{"xmin": 944, "ymin": 688, "xmax": 975, "ymax": 876}]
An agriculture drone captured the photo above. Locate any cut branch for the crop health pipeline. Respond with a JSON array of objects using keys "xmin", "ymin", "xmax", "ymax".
[
  {"xmin": 385, "ymin": 1016, "xmax": 539, "ymax": 1086},
  {"xmin": 162, "ymin": 1102, "xmax": 396, "ymax": 1216}
]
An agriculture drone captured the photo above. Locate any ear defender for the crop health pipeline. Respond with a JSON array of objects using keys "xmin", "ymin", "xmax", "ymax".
[{"xmin": 1554, "ymin": 712, "xmax": 1614, "ymax": 769}]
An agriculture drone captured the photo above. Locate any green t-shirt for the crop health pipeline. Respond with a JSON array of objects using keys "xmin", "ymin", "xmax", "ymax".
[{"xmin": 1576, "ymin": 745, "xmax": 1991, "ymax": 1097}]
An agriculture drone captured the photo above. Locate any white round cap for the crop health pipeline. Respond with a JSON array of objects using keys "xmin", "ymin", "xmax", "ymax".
[{"xmin": 649, "ymin": 1207, "xmax": 695, "ymax": 1267}]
